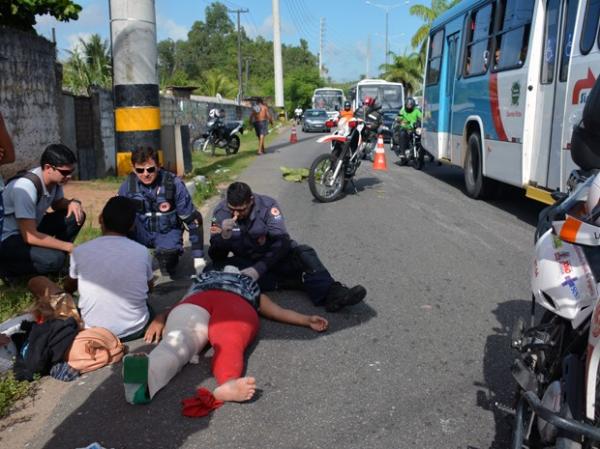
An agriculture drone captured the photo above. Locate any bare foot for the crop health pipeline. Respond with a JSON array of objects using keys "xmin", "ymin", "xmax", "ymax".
[{"xmin": 213, "ymin": 377, "xmax": 256, "ymax": 402}]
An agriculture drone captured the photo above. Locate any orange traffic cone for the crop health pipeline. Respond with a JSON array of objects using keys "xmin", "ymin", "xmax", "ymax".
[
  {"xmin": 373, "ymin": 134, "xmax": 388, "ymax": 171},
  {"xmin": 290, "ymin": 125, "xmax": 298, "ymax": 143}
]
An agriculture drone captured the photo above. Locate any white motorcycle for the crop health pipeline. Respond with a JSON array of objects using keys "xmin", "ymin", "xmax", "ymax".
[{"xmin": 511, "ymin": 174, "xmax": 600, "ymax": 448}]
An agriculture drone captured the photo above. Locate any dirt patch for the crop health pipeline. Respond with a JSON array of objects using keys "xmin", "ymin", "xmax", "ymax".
[{"xmin": 63, "ymin": 181, "xmax": 119, "ymax": 225}]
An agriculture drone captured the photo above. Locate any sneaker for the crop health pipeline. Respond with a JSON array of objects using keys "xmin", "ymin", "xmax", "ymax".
[
  {"xmin": 123, "ymin": 354, "xmax": 151, "ymax": 405},
  {"xmin": 324, "ymin": 282, "xmax": 366, "ymax": 312}
]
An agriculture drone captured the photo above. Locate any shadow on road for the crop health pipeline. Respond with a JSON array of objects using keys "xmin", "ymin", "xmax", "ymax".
[
  {"xmin": 310, "ymin": 176, "xmax": 383, "ymax": 203},
  {"xmin": 39, "ymin": 289, "xmax": 375, "ymax": 448},
  {"xmin": 473, "ymin": 298, "xmax": 531, "ymax": 449},
  {"xmin": 419, "ymin": 163, "xmax": 546, "ymax": 227},
  {"xmin": 265, "ymin": 133, "xmax": 320, "ymax": 154}
]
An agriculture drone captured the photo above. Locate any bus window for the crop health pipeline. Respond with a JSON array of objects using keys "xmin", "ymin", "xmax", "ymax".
[
  {"xmin": 426, "ymin": 29, "xmax": 444, "ymax": 85},
  {"xmin": 581, "ymin": 0, "xmax": 600, "ymax": 55},
  {"xmin": 493, "ymin": 0, "xmax": 534, "ymax": 71},
  {"xmin": 464, "ymin": 2, "xmax": 495, "ymax": 76},
  {"xmin": 559, "ymin": 0, "xmax": 578, "ymax": 82},
  {"xmin": 541, "ymin": 0, "xmax": 560, "ymax": 84}
]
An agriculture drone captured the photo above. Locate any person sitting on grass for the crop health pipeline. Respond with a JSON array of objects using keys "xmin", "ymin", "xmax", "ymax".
[
  {"xmin": 29, "ymin": 196, "xmax": 155, "ymax": 341},
  {"xmin": 122, "ymin": 267, "xmax": 327, "ymax": 416}
]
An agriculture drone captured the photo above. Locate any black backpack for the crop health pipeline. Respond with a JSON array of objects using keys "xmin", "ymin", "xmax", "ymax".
[{"xmin": 6, "ymin": 171, "xmax": 44, "ymax": 204}]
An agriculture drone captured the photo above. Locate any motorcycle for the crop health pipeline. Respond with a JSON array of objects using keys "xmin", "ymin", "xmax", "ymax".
[
  {"xmin": 392, "ymin": 120, "xmax": 428, "ymax": 170},
  {"xmin": 308, "ymin": 117, "xmax": 367, "ymax": 203},
  {"xmin": 200, "ymin": 118, "xmax": 243, "ymax": 156}
]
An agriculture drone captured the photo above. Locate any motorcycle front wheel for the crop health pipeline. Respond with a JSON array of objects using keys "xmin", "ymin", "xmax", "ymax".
[
  {"xmin": 308, "ymin": 153, "xmax": 345, "ymax": 202},
  {"xmin": 413, "ymin": 146, "xmax": 424, "ymax": 170},
  {"xmin": 202, "ymin": 138, "xmax": 217, "ymax": 156},
  {"xmin": 226, "ymin": 135, "xmax": 241, "ymax": 155}
]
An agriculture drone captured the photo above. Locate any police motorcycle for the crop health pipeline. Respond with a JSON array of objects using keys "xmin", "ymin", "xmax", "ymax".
[
  {"xmin": 510, "ymin": 80, "xmax": 600, "ymax": 449},
  {"xmin": 392, "ymin": 120, "xmax": 428, "ymax": 170},
  {"xmin": 308, "ymin": 116, "xmax": 369, "ymax": 203},
  {"xmin": 200, "ymin": 109, "xmax": 243, "ymax": 156}
]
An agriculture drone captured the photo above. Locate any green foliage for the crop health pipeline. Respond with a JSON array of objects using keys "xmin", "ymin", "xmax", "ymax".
[
  {"xmin": 0, "ymin": 283, "xmax": 33, "ymax": 323},
  {"xmin": 0, "ymin": 371, "xmax": 34, "ymax": 418},
  {"xmin": 409, "ymin": 0, "xmax": 462, "ymax": 59},
  {"xmin": 0, "ymin": 0, "xmax": 81, "ymax": 31},
  {"xmin": 379, "ymin": 51, "xmax": 424, "ymax": 95},
  {"xmin": 157, "ymin": 2, "xmax": 322, "ymax": 114},
  {"xmin": 63, "ymin": 34, "xmax": 111, "ymax": 95}
]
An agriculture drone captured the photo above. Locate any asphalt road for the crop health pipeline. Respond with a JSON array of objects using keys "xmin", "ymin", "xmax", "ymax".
[{"xmin": 29, "ymin": 128, "xmax": 545, "ymax": 449}]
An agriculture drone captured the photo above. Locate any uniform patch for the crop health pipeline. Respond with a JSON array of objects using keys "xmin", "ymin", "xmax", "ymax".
[
  {"xmin": 159, "ymin": 202, "xmax": 171, "ymax": 212},
  {"xmin": 271, "ymin": 207, "xmax": 281, "ymax": 217}
]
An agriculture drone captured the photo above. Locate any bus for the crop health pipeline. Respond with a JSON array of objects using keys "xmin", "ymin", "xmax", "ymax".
[
  {"xmin": 312, "ymin": 88, "xmax": 345, "ymax": 119},
  {"xmin": 351, "ymin": 79, "xmax": 405, "ymax": 131},
  {"xmin": 422, "ymin": 0, "xmax": 600, "ymax": 203}
]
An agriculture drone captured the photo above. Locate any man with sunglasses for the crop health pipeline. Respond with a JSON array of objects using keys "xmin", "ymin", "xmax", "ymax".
[
  {"xmin": 208, "ymin": 182, "xmax": 367, "ymax": 312},
  {"xmin": 118, "ymin": 147, "xmax": 205, "ymax": 278},
  {"xmin": 0, "ymin": 144, "xmax": 85, "ymax": 278}
]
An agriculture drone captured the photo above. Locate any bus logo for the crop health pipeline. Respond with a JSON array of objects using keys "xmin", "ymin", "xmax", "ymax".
[
  {"xmin": 511, "ymin": 82, "xmax": 520, "ymax": 106},
  {"xmin": 572, "ymin": 69, "xmax": 596, "ymax": 104}
]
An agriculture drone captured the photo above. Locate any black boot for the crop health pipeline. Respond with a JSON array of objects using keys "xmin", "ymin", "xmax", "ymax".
[{"xmin": 324, "ymin": 282, "xmax": 366, "ymax": 312}]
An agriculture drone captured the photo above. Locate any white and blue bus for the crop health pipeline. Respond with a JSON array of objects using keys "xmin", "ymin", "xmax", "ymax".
[
  {"xmin": 351, "ymin": 79, "xmax": 405, "ymax": 131},
  {"xmin": 422, "ymin": 0, "xmax": 600, "ymax": 202},
  {"xmin": 312, "ymin": 88, "xmax": 345, "ymax": 119}
]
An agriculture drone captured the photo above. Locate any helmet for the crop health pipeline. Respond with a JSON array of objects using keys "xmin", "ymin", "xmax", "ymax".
[
  {"xmin": 344, "ymin": 101, "xmax": 351, "ymax": 110},
  {"xmin": 405, "ymin": 97, "xmax": 416, "ymax": 112},
  {"xmin": 209, "ymin": 108, "xmax": 220, "ymax": 119},
  {"xmin": 363, "ymin": 96, "xmax": 376, "ymax": 108}
]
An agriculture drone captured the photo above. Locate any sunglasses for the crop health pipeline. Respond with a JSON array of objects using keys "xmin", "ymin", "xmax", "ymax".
[
  {"xmin": 52, "ymin": 166, "xmax": 74, "ymax": 177},
  {"xmin": 228, "ymin": 202, "xmax": 252, "ymax": 213},
  {"xmin": 134, "ymin": 166, "xmax": 157, "ymax": 174}
]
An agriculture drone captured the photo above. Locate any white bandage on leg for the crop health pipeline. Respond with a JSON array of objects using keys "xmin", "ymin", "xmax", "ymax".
[{"xmin": 147, "ymin": 303, "xmax": 210, "ymax": 398}]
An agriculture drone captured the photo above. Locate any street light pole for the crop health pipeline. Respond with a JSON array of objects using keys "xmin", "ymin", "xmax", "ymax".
[{"xmin": 365, "ymin": 1, "xmax": 403, "ymax": 68}]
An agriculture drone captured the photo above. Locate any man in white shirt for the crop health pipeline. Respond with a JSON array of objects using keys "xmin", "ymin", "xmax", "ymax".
[
  {"xmin": 0, "ymin": 144, "xmax": 85, "ymax": 278},
  {"xmin": 63, "ymin": 196, "xmax": 155, "ymax": 340}
]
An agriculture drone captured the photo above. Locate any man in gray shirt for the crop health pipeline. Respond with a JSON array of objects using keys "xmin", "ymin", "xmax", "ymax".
[{"xmin": 0, "ymin": 144, "xmax": 85, "ymax": 278}]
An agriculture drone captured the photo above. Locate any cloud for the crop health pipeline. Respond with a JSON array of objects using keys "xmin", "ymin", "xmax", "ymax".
[
  {"xmin": 157, "ymin": 16, "xmax": 188, "ymax": 41},
  {"xmin": 66, "ymin": 32, "xmax": 94, "ymax": 53}
]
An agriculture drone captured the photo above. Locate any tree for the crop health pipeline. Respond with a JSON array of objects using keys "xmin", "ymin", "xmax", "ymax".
[
  {"xmin": 410, "ymin": 0, "xmax": 461, "ymax": 57},
  {"xmin": 0, "ymin": 0, "xmax": 81, "ymax": 32},
  {"xmin": 379, "ymin": 51, "xmax": 423, "ymax": 95},
  {"xmin": 63, "ymin": 34, "xmax": 111, "ymax": 95},
  {"xmin": 199, "ymin": 70, "xmax": 236, "ymax": 98}
]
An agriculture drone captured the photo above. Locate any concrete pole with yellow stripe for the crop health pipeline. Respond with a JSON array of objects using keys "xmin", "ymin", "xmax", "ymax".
[{"xmin": 109, "ymin": 0, "xmax": 161, "ymax": 176}]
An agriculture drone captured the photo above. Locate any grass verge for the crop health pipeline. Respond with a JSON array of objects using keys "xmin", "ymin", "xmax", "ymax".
[{"xmin": 0, "ymin": 372, "xmax": 37, "ymax": 418}]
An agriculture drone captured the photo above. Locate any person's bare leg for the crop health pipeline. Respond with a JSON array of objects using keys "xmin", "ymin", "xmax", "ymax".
[{"xmin": 213, "ymin": 377, "xmax": 257, "ymax": 402}]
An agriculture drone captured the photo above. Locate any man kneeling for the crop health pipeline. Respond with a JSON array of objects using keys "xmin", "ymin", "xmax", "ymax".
[{"xmin": 122, "ymin": 268, "xmax": 327, "ymax": 412}]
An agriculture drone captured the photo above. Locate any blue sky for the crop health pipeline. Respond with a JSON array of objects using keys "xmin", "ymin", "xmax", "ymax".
[{"xmin": 34, "ymin": 0, "xmax": 425, "ymax": 82}]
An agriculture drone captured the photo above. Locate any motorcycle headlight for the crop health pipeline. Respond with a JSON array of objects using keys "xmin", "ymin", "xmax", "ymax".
[{"xmin": 415, "ymin": 127, "xmax": 422, "ymax": 136}]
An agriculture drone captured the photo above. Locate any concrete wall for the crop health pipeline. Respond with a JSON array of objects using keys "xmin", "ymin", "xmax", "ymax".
[
  {"xmin": 0, "ymin": 27, "xmax": 61, "ymax": 178},
  {"xmin": 93, "ymin": 88, "xmax": 116, "ymax": 177}
]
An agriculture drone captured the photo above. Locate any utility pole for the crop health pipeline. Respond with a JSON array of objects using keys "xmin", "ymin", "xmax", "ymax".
[
  {"xmin": 319, "ymin": 17, "xmax": 325, "ymax": 78},
  {"xmin": 366, "ymin": 34, "xmax": 371, "ymax": 78},
  {"xmin": 272, "ymin": 0, "xmax": 284, "ymax": 108},
  {"xmin": 229, "ymin": 7, "xmax": 249, "ymax": 104},
  {"xmin": 244, "ymin": 56, "xmax": 253, "ymax": 96},
  {"xmin": 365, "ymin": 1, "xmax": 403, "ymax": 67}
]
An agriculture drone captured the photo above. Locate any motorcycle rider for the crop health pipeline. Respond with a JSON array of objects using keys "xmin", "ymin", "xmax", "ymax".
[
  {"xmin": 118, "ymin": 146, "xmax": 206, "ymax": 278},
  {"xmin": 359, "ymin": 96, "xmax": 384, "ymax": 160},
  {"xmin": 339, "ymin": 101, "xmax": 354, "ymax": 121},
  {"xmin": 293, "ymin": 105, "xmax": 303, "ymax": 125},
  {"xmin": 393, "ymin": 97, "xmax": 422, "ymax": 158}
]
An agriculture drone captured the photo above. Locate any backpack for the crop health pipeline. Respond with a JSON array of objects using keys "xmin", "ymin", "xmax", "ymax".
[
  {"xmin": 6, "ymin": 171, "xmax": 43, "ymax": 204},
  {"xmin": 65, "ymin": 327, "xmax": 125, "ymax": 374}
]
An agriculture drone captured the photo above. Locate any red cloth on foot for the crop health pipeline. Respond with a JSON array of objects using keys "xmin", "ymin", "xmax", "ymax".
[{"xmin": 181, "ymin": 388, "xmax": 224, "ymax": 417}]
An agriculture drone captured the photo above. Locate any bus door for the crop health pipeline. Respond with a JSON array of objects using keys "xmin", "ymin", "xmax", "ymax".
[
  {"xmin": 444, "ymin": 33, "xmax": 460, "ymax": 160},
  {"xmin": 534, "ymin": 0, "xmax": 577, "ymax": 189}
]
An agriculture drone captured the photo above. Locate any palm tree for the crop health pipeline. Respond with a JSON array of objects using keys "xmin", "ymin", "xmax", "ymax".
[
  {"xmin": 410, "ymin": 0, "xmax": 462, "ymax": 58},
  {"xmin": 63, "ymin": 34, "xmax": 111, "ymax": 95},
  {"xmin": 199, "ymin": 70, "xmax": 237, "ymax": 98},
  {"xmin": 379, "ymin": 50, "xmax": 424, "ymax": 95}
]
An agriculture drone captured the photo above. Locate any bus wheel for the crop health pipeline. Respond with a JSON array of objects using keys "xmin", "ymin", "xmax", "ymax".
[{"xmin": 464, "ymin": 133, "xmax": 490, "ymax": 199}]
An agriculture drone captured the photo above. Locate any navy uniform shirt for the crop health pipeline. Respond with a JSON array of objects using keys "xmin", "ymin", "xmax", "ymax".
[{"xmin": 209, "ymin": 194, "xmax": 292, "ymax": 276}]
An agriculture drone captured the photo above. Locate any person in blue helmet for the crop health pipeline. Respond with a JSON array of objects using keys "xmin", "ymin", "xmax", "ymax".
[
  {"xmin": 118, "ymin": 147, "xmax": 205, "ymax": 277},
  {"xmin": 208, "ymin": 182, "xmax": 367, "ymax": 312}
]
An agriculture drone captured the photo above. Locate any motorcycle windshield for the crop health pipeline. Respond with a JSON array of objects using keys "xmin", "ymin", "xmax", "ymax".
[{"xmin": 552, "ymin": 175, "xmax": 600, "ymax": 246}]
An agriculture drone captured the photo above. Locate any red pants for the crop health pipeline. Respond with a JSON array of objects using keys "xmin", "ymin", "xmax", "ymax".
[{"xmin": 180, "ymin": 291, "xmax": 260, "ymax": 384}]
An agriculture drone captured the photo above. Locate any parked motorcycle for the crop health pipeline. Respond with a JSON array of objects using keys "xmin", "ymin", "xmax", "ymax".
[
  {"xmin": 392, "ymin": 121, "xmax": 428, "ymax": 170},
  {"xmin": 200, "ymin": 117, "xmax": 243, "ymax": 156},
  {"xmin": 308, "ymin": 117, "xmax": 367, "ymax": 203}
]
